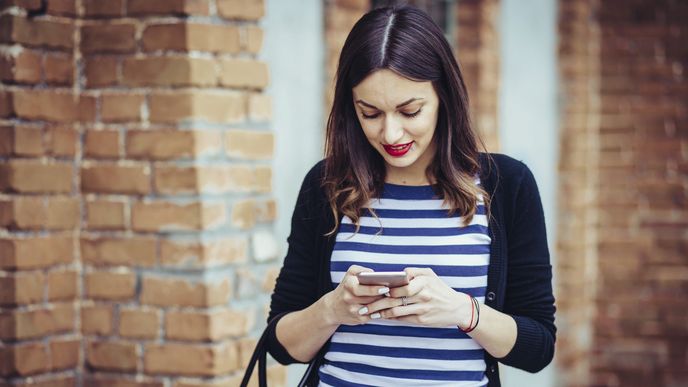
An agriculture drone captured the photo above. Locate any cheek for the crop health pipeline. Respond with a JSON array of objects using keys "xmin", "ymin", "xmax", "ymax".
[
  {"xmin": 359, "ymin": 121, "xmax": 380, "ymax": 142},
  {"xmin": 406, "ymin": 117, "xmax": 436, "ymax": 141}
]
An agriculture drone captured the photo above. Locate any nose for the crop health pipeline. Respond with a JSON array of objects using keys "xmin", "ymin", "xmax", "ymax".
[{"xmin": 382, "ymin": 115, "xmax": 404, "ymax": 144}]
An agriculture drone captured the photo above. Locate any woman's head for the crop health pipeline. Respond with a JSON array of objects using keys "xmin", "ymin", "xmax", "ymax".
[{"xmin": 324, "ymin": 5, "xmax": 489, "ymax": 232}]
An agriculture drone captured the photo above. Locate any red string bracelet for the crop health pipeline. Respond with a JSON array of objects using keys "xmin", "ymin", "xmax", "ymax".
[{"xmin": 459, "ymin": 294, "xmax": 475, "ymax": 333}]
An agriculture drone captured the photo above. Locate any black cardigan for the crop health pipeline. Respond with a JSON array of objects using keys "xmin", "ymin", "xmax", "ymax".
[{"xmin": 267, "ymin": 152, "xmax": 556, "ymax": 386}]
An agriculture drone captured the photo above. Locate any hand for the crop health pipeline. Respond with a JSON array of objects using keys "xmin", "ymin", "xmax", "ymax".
[
  {"xmin": 322, "ymin": 265, "xmax": 389, "ymax": 326},
  {"xmin": 364, "ymin": 267, "xmax": 474, "ymax": 327}
]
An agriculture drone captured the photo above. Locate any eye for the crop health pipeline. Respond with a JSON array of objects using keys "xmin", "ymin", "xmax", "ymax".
[
  {"xmin": 361, "ymin": 111, "xmax": 381, "ymax": 119},
  {"xmin": 401, "ymin": 108, "xmax": 422, "ymax": 118}
]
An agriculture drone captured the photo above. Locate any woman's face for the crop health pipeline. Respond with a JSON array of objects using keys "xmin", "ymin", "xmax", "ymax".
[{"xmin": 352, "ymin": 69, "xmax": 440, "ymax": 183}]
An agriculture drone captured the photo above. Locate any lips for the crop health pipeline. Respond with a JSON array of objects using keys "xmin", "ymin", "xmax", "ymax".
[{"xmin": 382, "ymin": 141, "xmax": 413, "ymax": 157}]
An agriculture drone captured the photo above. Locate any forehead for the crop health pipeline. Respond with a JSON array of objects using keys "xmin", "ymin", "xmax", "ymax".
[{"xmin": 352, "ymin": 69, "xmax": 436, "ymax": 108}]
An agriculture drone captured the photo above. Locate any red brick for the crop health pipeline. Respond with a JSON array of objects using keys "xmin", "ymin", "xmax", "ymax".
[
  {"xmin": 101, "ymin": 93, "xmax": 144, "ymax": 122},
  {"xmin": 81, "ymin": 23, "xmax": 136, "ymax": 54},
  {"xmin": 0, "ymin": 15, "xmax": 74, "ymax": 50},
  {"xmin": 46, "ymin": 0, "xmax": 77, "ymax": 16},
  {"xmin": 230, "ymin": 199, "xmax": 255, "ymax": 229},
  {"xmin": 165, "ymin": 308, "xmax": 252, "ymax": 341},
  {"xmin": 127, "ymin": 0, "xmax": 210, "ymax": 16},
  {"xmin": 0, "ymin": 303, "xmax": 75, "ymax": 340},
  {"xmin": 81, "ymin": 236, "xmax": 156, "ymax": 267},
  {"xmin": 84, "ymin": 376, "xmax": 163, "ymax": 387},
  {"xmin": 142, "ymin": 23, "xmax": 240, "ymax": 53},
  {"xmin": 248, "ymin": 93, "xmax": 271, "ymax": 122},
  {"xmin": 84, "ymin": 0, "xmax": 124, "ymax": 17},
  {"xmin": 85, "ymin": 271, "xmax": 136, "ymax": 301},
  {"xmin": 224, "ymin": 130, "xmax": 273, "ymax": 160},
  {"xmin": 0, "ymin": 342, "xmax": 49, "ymax": 376},
  {"xmin": 85, "ymin": 199, "xmax": 127, "ymax": 230},
  {"xmin": 219, "ymin": 59, "xmax": 269, "ymax": 89},
  {"xmin": 85, "ymin": 56, "xmax": 119, "ymax": 87},
  {"xmin": 148, "ymin": 91, "xmax": 246, "ymax": 123},
  {"xmin": 119, "ymin": 307, "xmax": 159, "ymax": 339},
  {"xmin": 0, "ymin": 90, "xmax": 13, "ymax": 117},
  {"xmin": 131, "ymin": 201, "xmax": 225, "ymax": 232},
  {"xmin": 47, "ymin": 269, "xmax": 78, "ymax": 301},
  {"xmin": 0, "ymin": 160, "xmax": 72, "ymax": 193},
  {"xmin": 44, "ymin": 54, "xmax": 73, "ymax": 85},
  {"xmin": 81, "ymin": 303, "xmax": 113, "ymax": 335},
  {"xmin": 45, "ymin": 125, "xmax": 78, "ymax": 156},
  {"xmin": 45, "ymin": 197, "xmax": 80, "ymax": 230},
  {"xmin": 122, "ymin": 56, "xmax": 216, "ymax": 87},
  {"xmin": 86, "ymin": 340, "xmax": 137, "ymax": 372},
  {"xmin": 217, "ymin": 0, "xmax": 264, "ymax": 21},
  {"xmin": 0, "ymin": 0, "xmax": 42, "ymax": 11},
  {"xmin": 0, "ymin": 125, "xmax": 43, "ymax": 156},
  {"xmin": 140, "ymin": 276, "xmax": 231, "ymax": 307},
  {"xmin": 243, "ymin": 25, "xmax": 263, "ymax": 53},
  {"xmin": 159, "ymin": 236, "xmax": 247, "ymax": 267},
  {"xmin": 144, "ymin": 342, "xmax": 238, "ymax": 376},
  {"xmin": 0, "ymin": 235, "xmax": 74, "ymax": 270},
  {"xmin": 0, "ymin": 50, "xmax": 42, "ymax": 84},
  {"xmin": 12, "ymin": 90, "xmax": 96, "ymax": 123},
  {"xmin": 0, "ymin": 271, "xmax": 44, "ymax": 306},
  {"xmin": 153, "ymin": 164, "xmax": 256, "ymax": 194},
  {"xmin": 50, "ymin": 338, "xmax": 80, "ymax": 371},
  {"xmin": 126, "ymin": 129, "xmax": 222, "ymax": 160},
  {"xmin": 85, "ymin": 129, "xmax": 121, "ymax": 159},
  {"xmin": 81, "ymin": 163, "xmax": 151, "ymax": 195}
]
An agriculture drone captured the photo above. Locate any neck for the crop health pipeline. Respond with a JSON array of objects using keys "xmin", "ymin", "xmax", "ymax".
[{"xmin": 385, "ymin": 143, "xmax": 436, "ymax": 185}]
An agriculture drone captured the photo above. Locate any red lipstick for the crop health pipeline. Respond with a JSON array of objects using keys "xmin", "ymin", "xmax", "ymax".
[{"xmin": 382, "ymin": 141, "xmax": 413, "ymax": 157}]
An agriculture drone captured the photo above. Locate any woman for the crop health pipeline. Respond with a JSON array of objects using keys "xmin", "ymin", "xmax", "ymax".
[{"xmin": 267, "ymin": 5, "xmax": 556, "ymax": 386}]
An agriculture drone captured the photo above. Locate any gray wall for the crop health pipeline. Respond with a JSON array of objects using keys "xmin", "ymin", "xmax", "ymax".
[
  {"xmin": 498, "ymin": 0, "xmax": 559, "ymax": 386},
  {"xmin": 262, "ymin": 0, "xmax": 325, "ymax": 384}
]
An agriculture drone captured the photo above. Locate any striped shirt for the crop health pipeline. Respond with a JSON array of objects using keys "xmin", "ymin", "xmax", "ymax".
[{"xmin": 318, "ymin": 181, "xmax": 490, "ymax": 387}]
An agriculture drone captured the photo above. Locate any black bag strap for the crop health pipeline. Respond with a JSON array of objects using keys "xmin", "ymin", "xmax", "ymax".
[{"xmin": 240, "ymin": 313, "xmax": 286, "ymax": 387}]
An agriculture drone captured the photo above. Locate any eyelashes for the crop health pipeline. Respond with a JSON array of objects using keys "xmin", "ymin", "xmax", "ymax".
[{"xmin": 361, "ymin": 109, "xmax": 422, "ymax": 120}]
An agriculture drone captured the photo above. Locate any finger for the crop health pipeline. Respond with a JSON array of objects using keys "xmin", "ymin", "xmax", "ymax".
[
  {"xmin": 366, "ymin": 294, "xmax": 421, "ymax": 313},
  {"xmin": 351, "ymin": 283, "xmax": 391, "ymax": 297},
  {"xmin": 346, "ymin": 265, "xmax": 373, "ymax": 275},
  {"xmin": 404, "ymin": 267, "xmax": 436, "ymax": 279},
  {"xmin": 388, "ymin": 277, "xmax": 425, "ymax": 298},
  {"xmin": 379, "ymin": 303, "xmax": 426, "ymax": 319}
]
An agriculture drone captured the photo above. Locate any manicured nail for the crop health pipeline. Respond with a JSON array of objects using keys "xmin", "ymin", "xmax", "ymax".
[
  {"xmin": 370, "ymin": 312, "xmax": 381, "ymax": 319},
  {"xmin": 358, "ymin": 307, "xmax": 368, "ymax": 315},
  {"xmin": 378, "ymin": 287, "xmax": 390, "ymax": 294}
]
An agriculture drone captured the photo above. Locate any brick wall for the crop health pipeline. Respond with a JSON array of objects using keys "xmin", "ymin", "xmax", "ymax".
[
  {"xmin": 456, "ymin": 0, "xmax": 500, "ymax": 151},
  {"xmin": 0, "ymin": 0, "xmax": 285, "ymax": 386},
  {"xmin": 557, "ymin": 0, "xmax": 688, "ymax": 385}
]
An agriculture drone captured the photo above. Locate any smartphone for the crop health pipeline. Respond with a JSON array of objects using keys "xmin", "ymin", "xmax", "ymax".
[{"xmin": 357, "ymin": 271, "xmax": 409, "ymax": 288}]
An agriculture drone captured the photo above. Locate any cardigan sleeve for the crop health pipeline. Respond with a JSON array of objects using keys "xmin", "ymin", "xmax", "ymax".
[
  {"xmin": 497, "ymin": 162, "xmax": 557, "ymax": 373},
  {"xmin": 266, "ymin": 162, "xmax": 324, "ymax": 365}
]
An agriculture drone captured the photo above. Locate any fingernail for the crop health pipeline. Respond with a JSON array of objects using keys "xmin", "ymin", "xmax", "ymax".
[
  {"xmin": 378, "ymin": 287, "xmax": 390, "ymax": 294},
  {"xmin": 358, "ymin": 307, "xmax": 368, "ymax": 315},
  {"xmin": 370, "ymin": 312, "xmax": 381, "ymax": 319}
]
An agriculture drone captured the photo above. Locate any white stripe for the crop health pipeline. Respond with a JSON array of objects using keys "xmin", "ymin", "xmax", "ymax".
[
  {"xmin": 366, "ymin": 317, "xmax": 486, "ymax": 329},
  {"xmin": 330, "ymin": 332, "xmax": 483, "ymax": 350},
  {"xmin": 331, "ymin": 250, "xmax": 490, "ymax": 266},
  {"xmin": 331, "ymin": 272, "xmax": 488, "ymax": 289},
  {"xmin": 342, "ymin": 214, "xmax": 488, "ymax": 228},
  {"xmin": 319, "ymin": 364, "xmax": 487, "ymax": 387},
  {"xmin": 324, "ymin": 351, "xmax": 486, "ymax": 371},
  {"xmin": 367, "ymin": 197, "xmax": 484, "ymax": 210},
  {"xmin": 336, "ymin": 232, "xmax": 491, "ymax": 246}
]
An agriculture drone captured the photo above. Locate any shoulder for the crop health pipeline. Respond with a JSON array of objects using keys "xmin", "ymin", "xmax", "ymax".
[{"xmin": 479, "ymin": 152, "xmax": 537, "ymax": 195}]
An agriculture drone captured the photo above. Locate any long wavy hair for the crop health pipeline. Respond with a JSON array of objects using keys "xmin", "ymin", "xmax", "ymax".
[{"xmin": 323, "ymin": 5, "xmax": 491, "ymax": 234}]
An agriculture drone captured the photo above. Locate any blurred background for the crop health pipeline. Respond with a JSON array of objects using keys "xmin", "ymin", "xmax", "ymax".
[{"xmin": 0, "ymin": 0, "xmax": 685, "ymax": 386}]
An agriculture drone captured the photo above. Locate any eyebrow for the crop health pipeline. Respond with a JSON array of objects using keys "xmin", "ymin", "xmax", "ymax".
[{"xmin": 355, "ymin": 98, "xmax": 424, "ymax": 110}]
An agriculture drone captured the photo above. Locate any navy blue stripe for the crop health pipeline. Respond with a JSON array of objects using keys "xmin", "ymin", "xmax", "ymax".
[
  {"xmin": 331, "ymin": 261, "xmax": 488, "ymax": 276},
  {"xmin": 381, "ymin": 184, "xmax": 438, "ymax": 200},
  {"xmin": 333, "ymin": 242, "xmax": 490, "ymax": 255},
  {"xmin": 327, "ymin": 361, "xmax": 486, "ymax": 381},
  {"xmin": 318, "ymin": 371, "xmax": 376, "ymax": 387},
  {"xmin": 363, "ymin": 206, "xmax": 486, "ymax": 219},
  {"xmin": 329, "ymin": 343, "xmax": 485, "ymax": 361},
  {"xmin": 337, "ymin": 323, "xmax": 469, "ymax": 339},
  {"xmin": 338, "ymin": 223, "xmax": 489, "ymax": 237}
]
